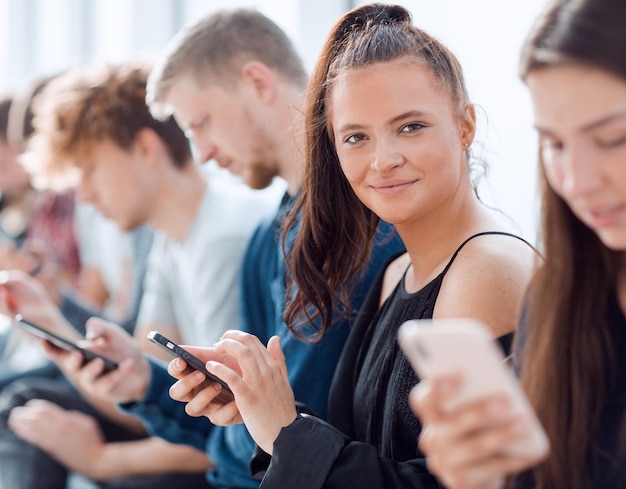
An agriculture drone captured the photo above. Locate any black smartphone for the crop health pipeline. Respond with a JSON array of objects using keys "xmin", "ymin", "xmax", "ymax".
[
  {"xmin": 147, "ymin": 331, "xmax": 234, "ymax": 404},
  {"xmin": 15, "ymin": 314, "xmax": 118, "ymax": 373}
]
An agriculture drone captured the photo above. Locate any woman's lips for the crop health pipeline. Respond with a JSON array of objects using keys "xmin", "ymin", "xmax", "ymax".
[
  {"xmin": 582, "ymin": 203, "xmax": 626, "ymax": 229},
  {"xmin": 371, "ymin": 179, "xmax": 418, "ymax": 195}
]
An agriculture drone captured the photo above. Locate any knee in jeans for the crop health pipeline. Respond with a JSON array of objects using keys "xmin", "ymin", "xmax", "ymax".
[{"xmin": 0, "ymin": 379, "xmax": 43, "ymax": 415}]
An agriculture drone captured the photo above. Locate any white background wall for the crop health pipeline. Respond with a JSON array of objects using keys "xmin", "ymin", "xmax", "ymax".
[{"xmin": 0, "ymin": 0, "xmax": 547, "ymax": 242}]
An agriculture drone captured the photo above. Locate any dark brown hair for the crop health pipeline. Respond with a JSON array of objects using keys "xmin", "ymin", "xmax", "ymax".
[
  {"xmin": 283, "ymin": 3, "xmax": 472, "ymax": 337},
  {"xmin": 518, "ymin": 1, "xmax": 626, "ymax": 487}
]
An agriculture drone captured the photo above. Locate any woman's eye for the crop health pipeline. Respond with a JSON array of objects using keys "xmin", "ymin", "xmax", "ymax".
[
  {"xmin": 400, "ymin": 122, "xmax": 424, "ymax": 133},
  {"xmin": 596, "ymin": 134, "xmax": 626, "ymax": 149},
  {"xmin": 344, "ymin": 134, "xmax": 366, "ymax": 144}
]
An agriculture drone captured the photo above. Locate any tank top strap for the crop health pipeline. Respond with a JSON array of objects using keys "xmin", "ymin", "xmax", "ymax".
[{"xmin": 440, "ymin": 231, "xmax": 535, "ymax": 278}]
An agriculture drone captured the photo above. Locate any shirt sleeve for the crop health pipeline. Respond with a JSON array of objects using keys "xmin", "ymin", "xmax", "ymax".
[
  {"xmin": 257, "ymin": 415, "xmax": 443, "ymax": 489},
  {"xmin": 118, "ymin": 358, "xmax": 213, "ymax": 452}
]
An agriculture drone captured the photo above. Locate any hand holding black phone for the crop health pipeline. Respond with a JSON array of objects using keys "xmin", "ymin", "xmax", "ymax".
[
  {"xmin": 15, "ymin": 314, "xmax": 118, "ymax": 373},
  {"xmin": 147, "ymin": 331, "xmax": 234, "ymax": 404}
]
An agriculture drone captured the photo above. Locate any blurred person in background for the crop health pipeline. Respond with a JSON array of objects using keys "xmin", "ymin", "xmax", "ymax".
[
  {"xmin": 0, "ymin": 85, "xmax": 81, "ymax": 385},
  {"xmin": 22, "ymin": 8, "xmax": 403, "ymax": 489},
  {"xmin": 0, "ymin": 59, "xmax": 279, "ymax": 489},
  {"xmin": 0, "ymin": 77, "xmax": 145, "ymax": 388}
]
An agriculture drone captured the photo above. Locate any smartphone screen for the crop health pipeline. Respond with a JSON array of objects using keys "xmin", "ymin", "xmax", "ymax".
[
  {"xmin": 147, "ymin": 330, "xmax": 234, "ymax": 404},
  {"xmin": 15, "ymin": 314, "xmax": 118, "ymax": 373}
]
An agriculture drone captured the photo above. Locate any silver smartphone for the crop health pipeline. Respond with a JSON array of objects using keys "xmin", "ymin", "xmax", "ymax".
[{"xmin": 398, "ymin": 318, "xmax": 549, "ymax": 458}]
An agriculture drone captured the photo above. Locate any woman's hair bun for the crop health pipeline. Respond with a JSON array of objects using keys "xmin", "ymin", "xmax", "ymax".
[{"xmin": 334, "ymin": 3, "xmax": 411, "ymax": 43}]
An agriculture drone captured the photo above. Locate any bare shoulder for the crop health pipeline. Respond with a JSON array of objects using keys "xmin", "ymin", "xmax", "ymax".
[
  {"xmin": 379, "ymin": 252, "xmax": 411, "ymax": 306},
  {"xmin": 455, "ymin": 234, "xmax": 538, "ymax": 273},
  {"xmin": 434, "ymin": 234, "xmax": 539, "ymax": 336}
]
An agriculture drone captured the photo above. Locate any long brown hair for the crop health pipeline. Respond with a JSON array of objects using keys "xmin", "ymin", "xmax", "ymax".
[
  {"xmin": 519, "ymin": 1, "xmax": 626, "ymax": 487},
  {"xmin": 283, "ymin": 3, "xmax": 472, "ymax": 337}
]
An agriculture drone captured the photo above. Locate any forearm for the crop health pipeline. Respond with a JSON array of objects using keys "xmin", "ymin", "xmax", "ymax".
[
  {"xmin": 85, "ymin": 394, "xmax": 146, "ymax": 434},
  {"xmin": 88, "ymin": 437, "xmax": 212, "ymax": 481}
]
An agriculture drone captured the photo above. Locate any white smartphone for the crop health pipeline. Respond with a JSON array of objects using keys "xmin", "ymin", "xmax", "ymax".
[{"xmin": 398, "ymin": 318, "xmax": 548, "ymax": 458}]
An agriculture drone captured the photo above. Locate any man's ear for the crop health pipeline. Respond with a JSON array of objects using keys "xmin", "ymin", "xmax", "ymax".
[
  {"xmin": 240, "ymin": 61, "xmax": 277, "ymax": 104},
  {"xmin": 132, "ymin": 128, "xmax": 161, "ymax": 166},
  {"xmin": 460, "ymin": 104, "xmax": 477, "ymax": 149}
]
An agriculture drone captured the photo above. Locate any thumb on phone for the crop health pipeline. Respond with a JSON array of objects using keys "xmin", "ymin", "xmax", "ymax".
[
  {"xmin": 83, "ymin": 317, "xmax": 134, "ymax": 358},
  {"xmin": 84, "ymin": 317, "xmax": 113, "ymax": 340}
]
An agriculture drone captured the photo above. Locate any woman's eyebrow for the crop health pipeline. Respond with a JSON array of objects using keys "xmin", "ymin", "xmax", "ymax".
[
  {"xmin": 335, "ymin": 110, "xmax": 432, "ymax": 135},
  {"xmin": 580, "ymin": 110, "xmax": 626, "ymax": 133}
]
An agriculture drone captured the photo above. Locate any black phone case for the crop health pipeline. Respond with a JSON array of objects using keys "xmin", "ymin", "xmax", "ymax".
[
  {"xmin": 15, "ymin": 315, "xmax": 118, "ymax": 373},
  {"xmin": 147, "ymin": 331, "xmax": 234, "ymax": 404}
]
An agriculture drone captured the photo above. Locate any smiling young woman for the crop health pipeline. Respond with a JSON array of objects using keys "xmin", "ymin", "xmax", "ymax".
[{"xmin": 186, "ymin": 4, "xmax": 540, "ymax": 489}]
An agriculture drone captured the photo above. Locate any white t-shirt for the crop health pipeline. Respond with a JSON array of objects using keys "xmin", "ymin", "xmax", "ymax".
[
  {"xmin": 137, "ymin": 177, "xmax": 279, "ymax": 346},
  {"xmin": 75, "ymin": 203, "xmax": 134, "ymax": 320}
]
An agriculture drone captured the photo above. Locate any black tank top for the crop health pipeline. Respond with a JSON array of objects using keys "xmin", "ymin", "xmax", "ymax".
[{"xmin": 351, "ymin": 231, "xmax": 533, "ymax": 461}]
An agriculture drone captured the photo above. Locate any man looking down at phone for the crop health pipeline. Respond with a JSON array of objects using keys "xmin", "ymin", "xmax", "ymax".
[
  {"xmin": 0, "ymin": 60, "xmax": 277, "ymax": 489},
  {"xmin": 27, "ymin": 8, "xmax": 404, "ymax": 489}
]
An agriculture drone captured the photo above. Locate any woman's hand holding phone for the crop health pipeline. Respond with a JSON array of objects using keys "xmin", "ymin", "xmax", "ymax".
[
  {"xmin": 205, "ymin": 330, "xmax": 297, "ymax": 455},
  {"xmin": 166, "ymin": 330, "xmax": 297, "ymax": 454},
  {"xmin": 400, "ymin": 319, "xmax": 549, "ymax": 489},
  {"xmin": 411, "ymin": 376, "xmax": 539, "ymax": 489},
  {"xmin": 166, "ymin": 344, "xmax": 240, "ymax": 418}
]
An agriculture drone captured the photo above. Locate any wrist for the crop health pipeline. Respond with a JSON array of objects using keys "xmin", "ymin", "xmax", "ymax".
[
  {"xmin": 119, "ymin": 355, "xmax": 152, "ymax": 405},
  {"xmin": 264, "ymin": 409, "xmax": 300, "ymax": 456},
  {"xmin": 76, "ymin": 443, "xmax": 110, "ymax": 481},
  {"xmin": 135, "ymin": 355, "xmax": 152, "ymax": 402}
]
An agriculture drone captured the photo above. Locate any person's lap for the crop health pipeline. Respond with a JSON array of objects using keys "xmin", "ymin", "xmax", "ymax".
[{"xmin": 0, "ymin": 377, "xmax": 213, "ymax": 489}]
